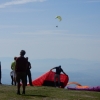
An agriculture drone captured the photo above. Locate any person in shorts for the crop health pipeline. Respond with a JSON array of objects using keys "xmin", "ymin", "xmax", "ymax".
[
  {"xmin": 10, "ymin": 71, "xmax": 14, "ymax": 85},
  {"xmin": 50, "ymin": 65, "xmax": 67, "ymax": 87},
  {"xmin": 11, "ymin": 57, "xmax": 17, "ymax": 85}
]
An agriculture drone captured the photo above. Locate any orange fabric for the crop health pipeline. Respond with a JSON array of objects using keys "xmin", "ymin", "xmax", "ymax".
[
  {"xmin": 76, "ymin": 86, "xmax": 89, "ymax": 89},
  {"xmin": 67, "ymin": 82, "xmax": 82, "ymax": 86}
]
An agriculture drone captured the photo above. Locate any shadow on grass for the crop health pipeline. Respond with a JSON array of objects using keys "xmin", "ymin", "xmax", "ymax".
[{"xmin": 22, "ymin": 94, "xmax": 48, "ymax": 97}]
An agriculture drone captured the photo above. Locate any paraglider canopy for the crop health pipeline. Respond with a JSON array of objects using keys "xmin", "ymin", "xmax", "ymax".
[
  {"xmin": 55, "ymin": 16, "xmax": 62, "ymax": 21},
  {"xmin": 55, "ymin": 16, "xmax": 62, "ymax": 27}
]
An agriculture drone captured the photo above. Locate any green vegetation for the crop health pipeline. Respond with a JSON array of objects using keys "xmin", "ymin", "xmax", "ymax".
[{"xmin": 0, "ymin": 85, "xmax": 100, "ymax": 100}]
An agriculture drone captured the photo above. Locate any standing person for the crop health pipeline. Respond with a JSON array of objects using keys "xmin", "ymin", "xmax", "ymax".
[
  {"xmin": 50, "ymin": 65, "xmax": 67, "ymax": 87},
  {"xmin": 11, "ymin": 57, "xmax": 17, "ymax": 86},
  {"xmin": 0, "ymin": 62, "xmax": 2, "ymax": 84},
  {"xmin": 15, "ymin": 50, "xmax": 27, "ymax": 95},
  {"xmin": 25, "ymin": 57, "xmax": 33, "ymax": 86},
  {"xmin": 10, "ymin": 71, "xmax": 14, "ymax": 85}
]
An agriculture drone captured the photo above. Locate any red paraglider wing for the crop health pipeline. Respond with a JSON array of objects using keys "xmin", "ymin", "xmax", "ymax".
[
  {"xmin": 32, "ymin": 71, "xmax": 69, "ymax": 88},
  {"xmin": 32, "ymin": 71, "xmax": 50, "ymax": 86}
]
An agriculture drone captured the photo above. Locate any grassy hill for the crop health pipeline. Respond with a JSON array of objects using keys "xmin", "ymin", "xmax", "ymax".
[{"xmin": 0, "ymin": 85, "xmax": 100, "ymax": 100}]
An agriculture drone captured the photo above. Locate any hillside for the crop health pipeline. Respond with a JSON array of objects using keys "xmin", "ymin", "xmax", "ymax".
[{"xmin": 0, "ymin": 84, "xmax": 100, "ymax": 100}]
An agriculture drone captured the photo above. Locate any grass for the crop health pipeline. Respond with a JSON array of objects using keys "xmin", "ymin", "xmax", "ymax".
[{"xmin": 0, "ymin": 84, "xmax": 100, "ymax": 100}]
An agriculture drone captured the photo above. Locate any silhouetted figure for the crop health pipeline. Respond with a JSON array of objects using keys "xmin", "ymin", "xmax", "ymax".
[
  {"xmin": 50, "ymin": 65, "xmax": 67, "ymax": 87},
  {"xmin": 0, "ymin": 62, "xmax": 2, "ymax": 84},
  {"xmin": 15, "ymin": 50, "xmax": 27, "ymax": 95},
  {"xmin": 25, "ymin": 57, "xmax": 33, "ymax": 86}
]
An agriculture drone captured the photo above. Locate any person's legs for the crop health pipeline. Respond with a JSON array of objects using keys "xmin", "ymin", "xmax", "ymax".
[
  {"xmin": 54, "ymin": 74, "xmax": 57, "ymax": 87},
  {"xmin": 54, "ymin": 74, "xmax": 60, "ymax": 87},
  {"xmin": 11, "ymin": 76, "xmax": 13, "ymax": 85},
  {"xmin": 22, "ymin": 81, "xmax": 25, "ymax": 94},
  {"xmin": 16, "ymin": 72, "xmax": 21, "ymax": 95},
  {"xmin": 57, "ymin": 75, "xmax": 60, "ymax": 87},
  {"xmin": 21, "ymin": 72, "xmax": 26, "ymax": 94},
  {"xmin": 13, "ymin": 77, "xmax": 16, "ymax": 86},
  {"xmin": 13, "ymin": 71, "xmax": 16, "ymax": 86},
  {"xmin": 25, "ymin": 72, "xmax": 27, "ymax": 86},
  {"xmin": 27, "ymin": 71, "xmax": 33, "ymax": 86},
  {"xmin": 0, "ymin": 71, "xmax": 1, "ymax": 84},
  {"xmin": 17, "ymin": 81, "xmax": 20, "ymax": 94}
]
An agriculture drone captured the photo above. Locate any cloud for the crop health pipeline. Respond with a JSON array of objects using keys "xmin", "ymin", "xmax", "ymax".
[
  {"xmin": 87, "ymin": 0, "xmax": 100, "ymax": 3},
  {"xmin": 0, "ymin": 0, "xmax": 46, "ymax": 8}
]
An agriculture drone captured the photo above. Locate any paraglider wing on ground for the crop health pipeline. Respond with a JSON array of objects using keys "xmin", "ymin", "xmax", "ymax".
[{"xmin": 32, "ymin": 71, "xmax": 69, "ymax": 88}]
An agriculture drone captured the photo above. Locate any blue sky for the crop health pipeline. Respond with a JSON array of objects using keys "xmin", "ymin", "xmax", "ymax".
[
  {"xmin": 0, "ymin": 0, "xmax": 100, "ymax": 86},
  {"xmin": 0, "ymin": 0, "xmax": 100, "ymax": 62}
]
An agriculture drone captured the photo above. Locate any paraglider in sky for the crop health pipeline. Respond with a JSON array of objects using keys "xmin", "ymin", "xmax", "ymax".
[
  {"xmin": 55, "ymin": 16, "xmax": 62, "ymax": 21},
  {"xmin": 55, "ymin": 16, "xmax": 62, "ymax": 27}
]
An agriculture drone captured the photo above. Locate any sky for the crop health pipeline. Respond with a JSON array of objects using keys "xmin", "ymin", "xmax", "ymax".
[
  {"xmin": 0, "ymin": 0, "xmax": 100, "ymax": 85},
  {"xmin": 0, "ymin": 0, "xmax": 100, "ymax": 62}
]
